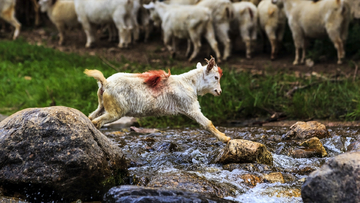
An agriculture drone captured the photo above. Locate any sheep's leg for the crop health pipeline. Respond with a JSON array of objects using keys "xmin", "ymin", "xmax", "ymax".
[
  {"xmin": 79, "ymin": 18, "xmax": 95, "ymax": 48},
  {"xmin": 91, "ymin": 92, "xmax": 123, "ymax": 129},
  {"xmin": 113, "ymin": 10, "xmax": 128, "ymax": 48},
  {"xmin": 333, "ymin": 39, "xmax": 344, "ymax": 64},
  {"xmin": 144, "ymin": 23, "xmax": 151, "ymax": 43},
  {"xmin": 55, "ymin": 22, "xmax": 65, "ymax": 45},
  {"xmin": 204, "ymin": 25, "xmax": 221, "ymax": 62},
  {"xmin": 163, "ymin": 32, "xmax": 175, "ymax": 57},
  {"xmin": 131, "ymin": 15, "xmax": 140, "ymax": 43},
  {"xmin": 183, "ymin": 108, "xmax": 231, "ymax": 143},
  {"xmin": 124, "ymin": 27, "xmax": 133, "ymax": 48},
  {"xmin": 244, "ymin": 38, "xmax": 252, "ymax": 59},
  {"xmin": 270, "ymin": 38, "xmax": 277, "ymax": 60},
  {"xmin": 31, "ymin": 0, "xmax": 40, "ymax": 26},
  {"xmin": 1, "ymin": 5, "xmax": 21, "ymax": 40},
  {"xmin": 188, "ymin": 32, "xmax": 201, "ymax": 62},
  {"xmin": 185, "ymin": 40, "xmax": 192, "ymax": 58},
  {"xmin": 300, "ymin": 40, "xmax": 306, "ymax": 64},
  {"xmin": 215, "ymin": 23, "xmax": 231, "ymax": 61},
  {"xmin": 293, "ymin": 47, "xmax": 300, "ymax": 65}
]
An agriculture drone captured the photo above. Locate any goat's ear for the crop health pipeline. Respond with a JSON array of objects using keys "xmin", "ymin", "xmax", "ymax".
[
  {"xmin": 196, "ymin": 62, "xmax": 202, "ymax": 69},
  {"xmin": 206, "ymin": 56, "xmax": 216, "ymax": 73},
  {"xmin": 143, "ymin": 2, "xmax": 155, "ymax": 9}
]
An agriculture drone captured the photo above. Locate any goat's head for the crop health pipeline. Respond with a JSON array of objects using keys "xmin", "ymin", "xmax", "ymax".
[
  {"xmin": 271, "ymin": 0, "xmax": 284, "ymax": 8},
  {"xmin": 38, "ymin": 0, "xmax": 50, "ymax": 12},
  {"xmin": 197, "ymin": 56, "xmax": 223, "ymax": 96},
  {"xmin": 143, "ymin": 2, "xmax": 162, "ymax": 27}
]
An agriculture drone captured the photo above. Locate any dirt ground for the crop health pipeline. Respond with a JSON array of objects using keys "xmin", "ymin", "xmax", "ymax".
[{"xmin": 7, "ymin": 25, "xmax": 359, "ymax": 78}]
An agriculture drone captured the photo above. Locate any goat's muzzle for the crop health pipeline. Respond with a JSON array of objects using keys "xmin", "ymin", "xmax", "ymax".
[{"xmin": 215, "ymin": 89, "xmax": 222, "ymax": 96}]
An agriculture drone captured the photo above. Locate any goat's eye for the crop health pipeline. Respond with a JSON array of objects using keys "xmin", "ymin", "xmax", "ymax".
[{"xmin": 215, "ymin": 76, "xmax": 219, "ymax": 80}]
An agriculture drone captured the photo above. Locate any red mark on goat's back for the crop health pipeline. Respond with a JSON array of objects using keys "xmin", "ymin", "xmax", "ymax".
[
  {"xmin": 218, "ymin": 67, "xmax": 223, "ymax": 78},
  {"xmin": 140, "ymin": 69, "xmax": 171, "ymax": 88}
]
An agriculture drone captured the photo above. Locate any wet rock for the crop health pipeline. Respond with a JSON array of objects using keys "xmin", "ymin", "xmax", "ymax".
[
  {"xmin": 262, "ymin": 187, "xmax": 301, "ymax": 198},
  {"xmin": 348, "ymin": 140, "xmax": 360, "ymax": 152},
  {"xmin": 103, "ymin": 185, "xmax": 235, "ymax": 203},
  {"xmin": 285, "ymin": 166, "xmax": 317, "ymax": 175},
  {"xmin": 290, "ymin": 148, "xmax": 323, "ymax": 158},
  {"xmin": 300, "ymin": 137, "xmax": 327, "ymax": 157},
  {"xmin": 263, "ymin": 172, "xmax": 285, "ymax": 183},
  {"xmin": 283, "ymin": 121, "xmax": 329, "ymax": 140},
  {"xmin": 0, "ymin": 106, "xmax": 127, "ymax": 201},
  {"xmin": 301, "ymin": 151, "xmax": 360, "ymax": 203},
  {"xmin": 282, "ymin": 173, "xmax": 296, "ymax": 183},
  {"xmin": 147, "ymin": 172, "xmax": 236, "ymax": 198},
  {"xmin": 239, "ymin": 174, "xmax": 263, "ymax": 187},
  {"xmin": 223, "ymin": 163, "xmax": 279, "ymax": 173},
  {"xmin": 214, "ymin": 139, "xmax": 273, "ymax": 165},
  {"xmin": 290, "ymin": 137, "xmax": 327, "ymax": 158}
]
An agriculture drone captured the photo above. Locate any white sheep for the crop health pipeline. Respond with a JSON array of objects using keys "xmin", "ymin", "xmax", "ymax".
[
  {"xmin": 143, "ymin": 1, "xmax": 221, "ymax": 62},
  {"xmin": 38, "ymin": 0, "xmax": 79, "ymax": 45},
  {"xmin": 232, "ymin": 1, "xmax": 258, "ymax": 59},
  {"xmin": 197, "ymin": 0, "xmax": 235, "ymax": 61},
  {"xmin": 160, "ymin": 0, "xmax": 200, "ymax": 5},
  {"xmin": 346, "ymin": 0, "xmax": 360, "ymax": 19},
  {"xmin": 74, "ymin": 0, "xmax": 134, "ymax": 48},
  {"xmin": 84, "ymin": 56, "xmax": 231, "ymax": 143},
  {"xmin": 258, "ymin": 0, "xmax": 286, "ymax": 60},
  {"xmin": 0, "ymin": 0, "xmax": 20, "ymax": 40},
  {"xmin": 272, "ymin": 0, "xmax": 352, "ymax": 65},
  {"xmin": 231, "ymin": 0, "xmax": 262, "ymax": 6}
]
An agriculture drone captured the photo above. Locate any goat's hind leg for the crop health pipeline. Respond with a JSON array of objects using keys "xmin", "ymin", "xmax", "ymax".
[
  {"xmin": 91, "ymin": 92, "xmax": 123, "ymax": 129},
  {"xmin": 89, "ymin": 89, "xmax": 105, "ymax": 121}
]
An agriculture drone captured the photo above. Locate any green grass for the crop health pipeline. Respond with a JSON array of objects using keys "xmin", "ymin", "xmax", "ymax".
[{"xmin": 1, "ymin": 38, "xmax": 360, "ymax": 128}]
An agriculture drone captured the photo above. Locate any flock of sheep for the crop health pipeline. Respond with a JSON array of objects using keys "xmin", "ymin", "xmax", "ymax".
[{"xmin": 1, "ymin": 0, "xmax": 359, "ymax": 65}]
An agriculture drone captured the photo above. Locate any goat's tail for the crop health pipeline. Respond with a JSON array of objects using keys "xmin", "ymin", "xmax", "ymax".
[{"xmin": 84, "ymin": 69, "xmax": 108, "ymax": 88}]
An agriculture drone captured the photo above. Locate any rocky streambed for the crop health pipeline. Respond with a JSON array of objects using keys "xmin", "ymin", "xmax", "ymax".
[{"xmin": 0, "ymin": 107, "xmax": 360, "ymax": 202}]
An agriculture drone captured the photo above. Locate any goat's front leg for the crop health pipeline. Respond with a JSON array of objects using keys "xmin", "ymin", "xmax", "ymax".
[{"xmin": 184, "ymin": 109, "xmax": 230, "ymax": 143}]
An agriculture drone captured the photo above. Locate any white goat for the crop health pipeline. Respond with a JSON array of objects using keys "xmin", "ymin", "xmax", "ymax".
[
  {"xmin": 272, "ymin": 0, "xmax": 351, "ymax": 65},
  {"xmin": 0, "ymin": 0, "xmax": 20, "ymax": 40},
  {"xmin": 232, "ymin": 2, "xmax": 258, "ymax": 59},
  {"xmin": 144, "ymin": 1, "xmax": 221, "ymax": 62},
  {"xmin": 74, "ymin": 0, "xmax": 134, "ymax": 48},
  {"xmin": 258, "ymin": 0, "xmax": 286, "ymax": 60},
  {"xmin": 38, "ymin": 0, "xmax": 78, "ymax": 45},
  {"xmin": 84, "ymin": 57, "xmax": 231, "ymax": 143},
  {"xmin": 197, "ymin": 0, "xmax": 235, "ymax": 61}
]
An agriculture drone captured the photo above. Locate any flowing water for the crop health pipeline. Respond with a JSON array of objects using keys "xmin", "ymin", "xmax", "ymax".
[
  {"xmin": 1, "ymin": 125, "xmax": 359, "ymax": 202},
  {"xmin": 101, "ymin": 125, "xmax": 360, "ymax": 203}
]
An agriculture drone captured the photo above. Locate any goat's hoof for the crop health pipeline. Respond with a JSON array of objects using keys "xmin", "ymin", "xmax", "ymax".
[
  {"xmin": 92, "ymin": 120, "xmax": 102, "ymax": 129},
  {"xmin": 222, "ymin": 136, "xmax": 231, "ymax": 143},
  {"xmin": 293, "ymin": 61, "xmax": 299, "ymax": 65},
  {"xmin": 337, "ymin": 60, "xmax": 343, "ymax": 65}
]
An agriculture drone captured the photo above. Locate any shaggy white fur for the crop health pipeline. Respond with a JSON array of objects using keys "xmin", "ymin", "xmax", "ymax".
[{"xmin": 84, "ymin": 57, "xmax": 230, "ymax": 143}]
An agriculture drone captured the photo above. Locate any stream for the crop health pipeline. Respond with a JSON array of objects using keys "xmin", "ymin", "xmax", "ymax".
[
  {"xmin": 1, "ymin": 124, "xmax": 359, "ymax": 202},
  {"xmin": 102, "ymin": 125, "xmax": 359, "ymax": 203}
]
